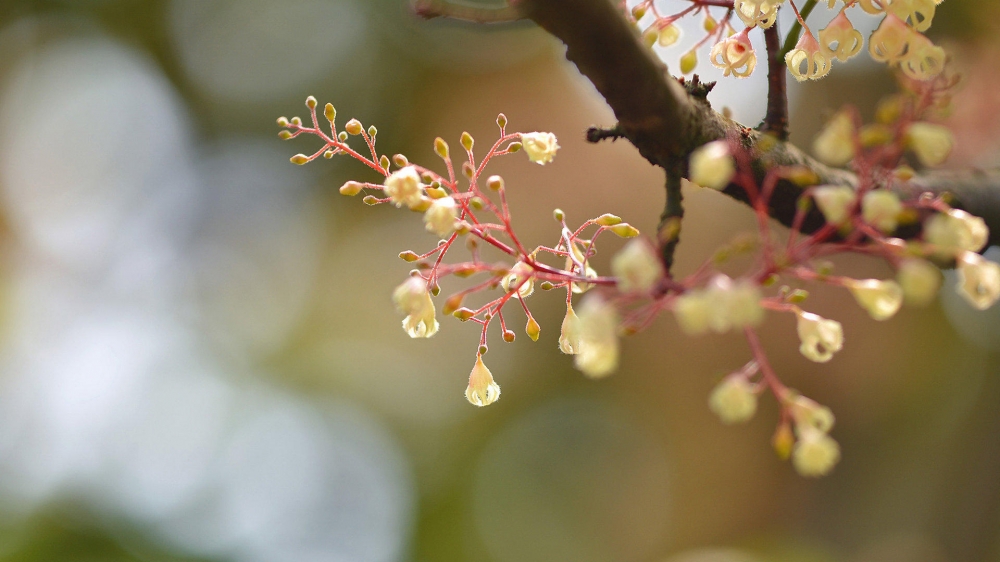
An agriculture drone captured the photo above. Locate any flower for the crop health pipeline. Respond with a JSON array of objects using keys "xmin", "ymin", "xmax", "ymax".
[
  {"xmin": 924, "ymin": 209, "xmax": 989, "ymax": 256},
  {"xmin": 889, "ymin": 0, "xmax": 938, "ymax": 32},
  {"xmin": 813, "ymin": 185, "xmax": 857, "ymax": 226},
  {"xmin": 734, "ymin": 0, "xmax": 782, "ymax": 28},
  {"xmin": 901, "ymin": 32, "xmax": 946, "ymax": 80},
  {"xmin": 707, "ymin": 275, "xmax": 765, "ymax": 334},
  {"xmin": 819, "ymin": 12, "xmax": 863, "ymax": 62},
  {"xmin": 689, "ymin": 140, "xmax": 735, "ymax": 189},
  {"xmin": 796, "ymin": 311, "xmax": 844, "ymax": 363},
  {"xmin": 383, "ymin": 166, "xmax": 424, "ymax": 209},
  {"xmin": 785, "ymin": 30, "xmax": 831, "ymax": 82},
  {"xmin": 673, "ymin": 289, "xmax": 714, "ymax": 336},
  {"xmin": 869, "ymin": 13, "xmax": 913, "ymax": 65},
  {"xmin": 611, "ymin": 239, "xmax": 663, "ymax": 293},
  {"xmin": 709, "ymin": 375, "xmax": 758, "ymax": 424},
  {"xmin": 905, "ymin": 122, "xmax": 953, "ymax": 167},
  {"xmin": 521, "ymin": 132, "xmax": 559, "ymax": 165},
  {"xmin": 709, "ymin": 31, "xmax": 757, "ymax": 78},
  {"xmin": 559, "ymin": 302, "xmax": 583, "ymax": 354},
  {"xmin": 897, "ymin": 258, "xmax": 941, "ymax": 306},
  {"xmin": 792, "ymin": 427, "xmax": 841, "ymax": 477},
  {"xmin": 423, "ymin": 196, "xmax": 458, "ymax": 237},
  {"xmin": 956, "ymin": 252, "xmax": 1000, "ymax": 310},
  {"xmin": 813, "ymin": 111, "xmax": 855, "ymax": 167},
  {"xmin": 788, "ymin": 394, "xmax": 836, "ymax": 433},
  {"xmin": 465, "ymin": 354, "xmax": 501, "ymax": 406},
  {"xmin": 501, "ymin": 261, "xmax": 535, "ymax": 298},
  {"xmin": 657, "ymin": 23, "xmax": 682, "ymax": 47},
  {"xmin": 862, "ymin": 190, "xmax": 903, "ymax": 233},
  {"xmin": 574, "ymin": 296, "xmax": 620, "ymax": 378},
  {"xmin": 393, "ymin": 276, "xmax": 439, "ymax": 338},
  {"xmin": 564, "ymin": 241, "xmax": 598, "ymax": 294},
  {"xmin": 846, "ymin": 278, "xmax": 904, "ymax": 321}
]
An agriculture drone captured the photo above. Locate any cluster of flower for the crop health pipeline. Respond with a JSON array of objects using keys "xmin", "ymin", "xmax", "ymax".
[{"xmin": 626, "ymin": 0, "xmax": 947, "ymax": 84}]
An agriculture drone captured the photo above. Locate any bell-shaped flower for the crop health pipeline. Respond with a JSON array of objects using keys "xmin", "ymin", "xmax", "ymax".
[
  {"xmin": 501, "ymin": 261, "xmax": 535, "ymax": 299},
  {"xmin": 689, "ymin": 140, "xmax": 735, "ymax": 190},
  {"xmin": 574, "ymin": 295, "xmax": 620, "ymax": 378},
  {"xmin": 792, "ymin": 427, "xmax": 841, "ymax": 477},
  {"xmin": 897, "ymin": 258, "xmax": 941, "ymax": 306},
  {"xmin": 611, "ymin": 239, "xmax": 663, "ymax": 293},
  {"xmin": 710, "ymin": 30, "xmax": 757, "ymax": 78},
  {"xmin": 465, "ymin": 354, "xmax": 501, "ymax": 407},
  {"xmin": 787, "ymin": 394, "xmax": 836, "ymax": 433},
  {"xmin": 423, "ymin": 196, "xmax": 459, "ymax": 237},
  {"xmin": 869, "ymin": 13, "xmax": 913, "ymax": 64},
  {"xmin": 924, "ymin": 209, "xmax": 989, "ymax": 256},
  {"xmin": 785, "ymin": 30, "xmax": 832, "ymax": 82},
  {"xmin": 796, "ymin": 311, "xmax": 844, "ymax": 363},
  {"xmin": 734, "ymin": 0, "xmax": 782, "ymax": 28},
  {"xmin": 521, "ymin": 132, "xmax": 559, "ymax": 165},
  {"xmin": 673, "ymin": 289, "xmax": 714, "ymax": 336},
  {"xmin": 905, "ymin": 122, "xmax": 953, "ymax": 167},
  {"xmin": 862, "ymin": 190, "xmax": 903, "ymax": 233},
  {"xmin": 558, "ymin": 302, "xmax": 583, "ymax": 354},
  {"xmin": 956, "ymin": 252, "xmax": 1000, "ymax": 311},
  {"xmin": 846, "ymin": 278, "xmax": 904, "ymax": 321},
  {"xmin": 813, "ymin": 111, "xmax": 856, "ymax": 167},
  {"xmin": 901, "ymin": 32, "xmax": 946, "ymax": 80},
  {"xmin": 813, "ymin": 185, "xmax": 857, "ymax": 226},
  {"xmin": 657, "ymin": 22, "xmax": 682, "ymax": 47},
  {"xmin": 819, "ymin": 12, "xmax": 863, "ymax": 62},
  {"xmin": 393, "ymin": 276, "xmax": 439, "ymax": 338},
  {"xmin": 709, "ymin": 374, "xmax": 758, "ymax": 425},
  {"xmin": 889, "ymin": 0, "xmax": 938, "ymax": 32},
  {"xmin": 383, "ymin": 166, "xmax": 424, "ymax": 209}
]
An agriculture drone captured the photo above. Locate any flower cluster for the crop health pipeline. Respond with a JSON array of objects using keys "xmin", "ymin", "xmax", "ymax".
[{"xmin": 624, "ymin": 0, "xmax": 948, "ymax": 85}]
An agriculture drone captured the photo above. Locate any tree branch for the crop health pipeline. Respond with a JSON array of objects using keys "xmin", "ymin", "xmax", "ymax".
[
  {"xmin": 762, "ymin": 22, "xmax": 789, "ymax": 141},
  {"xmin": 517, "ymin": 0, "xmax": 1000, "ymax": 248}
]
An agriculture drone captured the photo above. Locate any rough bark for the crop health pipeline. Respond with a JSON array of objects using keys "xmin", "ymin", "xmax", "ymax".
[{"xmin": 514, "ymin": 0, "xmax": 1000, "ymax": 248}]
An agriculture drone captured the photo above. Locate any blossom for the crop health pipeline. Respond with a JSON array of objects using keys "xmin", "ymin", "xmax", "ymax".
[
  {"xmin": 924, "ymin": 209, "xmax": 989, "ymax": 255},
  {"xmin": 901, "ymin": 32, "xmax": 946, "ymax": 80},
  {"xmin": 788, "ymin": 394, "xmax": 836, "ymax": 433},
  {"xmin": 574, "ymin": 296, "xmax": 620, "ymax": 378},
  {"xmin": 501, "ymin": 261, "xmax": 535, "ymax": 298},
  {"xmin": 657, "ymin": 23, "xmax": 682, "ymax": 47},
  {"xmin": 819, "ymin": 12, "xmax": 863, "ymax": 62},
  {"xmin": 889, "ymin": 0, "xmax": 938, "ymax": 32},
  {"xmin": 689, "ymin": 140, "xmax": 735, "ymax": 189},
  {"xmin": 813, "ymin": 185, "xmax": 856, "ymax": 226},
  {"xmin": 521, "ymin": 132, "xmax": 559, "ymax": 165},
  {"xmin": 956, "ymin": 252, "xmax": 1000, "ymax": 310},
  {"xmin": 796, "ymin": 311, "xmax": 844, "ymax": 363},
  {"xmin": 869, "ymin": 14, "xmax": 913, "ymax": 65},
  {"xmin": 792, "ymin": 427, "xmax": 841, "ymax": 477},
  {"xmin": 707, "ymin": 275, "xmax": 765, "ymax": 333},
  {"xmin": 611, "ymin": 239, "xmax": 663, "ymax": 293},
  {"xmin": 734, "ymin": 0, "xmax": 782, "ymax": 28},
  {"xmin": 862, "ymin": 190, "xmax": 902, "ymax": 233},
  {"xmin": 393, "ymin": 276, "xmax": 439, "ymax": 338},
  {"xmin": 813, "ymin": 111, "xmax": 855, "ymax": 167},
  {"xmin": 673, "ymin": 289, "xmax": 714, "ymax": 336},
  {"xmin": 564, "ymin": 241, "xmax": 598, "ymax": 294},
  {"xmin": 897, "ymin": 258, "xmax": 941, "ymax": 306},
  {"xmin": 709, "ymin": 375, "xmax": 758, "ymax": 424},
  {"xmin": 785, "ymin": 30, "xmax": 831, "ymax": 82},
  {"xmin": 423, "ymin": 196, "xmax": 458, "ymax": 237},
  {"xmin": 846, "ymin": 278, "xmax": 904, "ymax": 321},
  {"xmin": 383, "ymin": 166, "xmax": 424, "ymax": 209},
  {"xmin": 905, "ymin": 122, "xmax": 953, "ymax": 167},
  {"xmin": 465, "ymin": 354, "xmax": 501, "ymax": 407},
  {"xmin": 710, "ymin": 31, "xmax": 757, "ymax": 78},
  {"xmin": 559, "ymin": 302, "xmax": 583, "ymax": 355}
]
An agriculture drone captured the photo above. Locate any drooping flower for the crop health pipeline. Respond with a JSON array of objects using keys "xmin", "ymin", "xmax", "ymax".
[
  {"xmin": 819, "ymin": 12, "xmax": 863, "ymax": 62},
  {"xmin": 897, "ymin": 258, "xmax": 941, "ymax": 306},
  {"xmin": 393, "ymin": 276, "xmax": 439, "ymax": 338},
  {"xmin": 796, "ymin": 311, "xmax": 844, "ymax": 363},
  {"xmin": 787, "ymin": 394, "xmax": 836, "ymax": 433},
  {"xmin": 710, "ymin": 30, "xmax": 757, "ymax": 78},
  {"xmin": 734, "ymin": 0, "xmax": 782, "ymax": 28},
  {"xmin": 862, "ymin": 190, "xmax": 903, "ymax": 233},
  {"xmin": 708, "ymin": 276, "xmax": 765, "ymax": 333},
  {"xmin": 501, "ymin": 261, "xmax": 535, "ymax": 299},
  {"xmin": 905, "ymin": 122, "xmax": 953, "ymax": 167},
  {"xmin": 558, "ymin": 302, "xmax": 583, "ymax": 355},
  {"xmin": 657, "ymin": 22, "xmax": 682, "ymax": 47},
  {"xmin": 520, "ymin": 132, "xmax": 560, "ymax": 165},
  {"xmin": 709, "ymin": 375, "xmax": 758, "ymax": 424},
  {"xmin": 611, "ymin": 239, "xmax": 663, "ymax": 293},
  {"xmin": 813, "ymin": 185, "xmax": 857, "ymax": 226},
  {"xmin": 924, "ymin": 209, "xmax": 989, "ymax": 256},
  {"xmin": 383, "ymin": 166, "xmax": 424, "ymax": 209},
  {"xmin": 869, "ymin": 13, "xmax": 913, "ymax": 65},
  {"xmin": 813, "ymin": 111, "xmax": 856, "ymax": 167},
  {"xmin": 689, "ymin": 140, "xmax": 735, "ymax": 190},
  {"xmin": 574, "ymin": 295, "xmax": 620, "ymax": 378},
  {"xmin": 423, "ymin": 196, "xmax": 458, "ymax": 237},
  {"xmin": 785, "ymin": 30, "xmax": 832, "ymax": 82},
  {"xmin": 956, "ymin": 252, "xmax": 1000, "ymax": 311},
  {"xmin": 889, "ymin": 0, "xmax": 938, "ymax": 32},
  {"xmin": 465, "ymin": 354, "xmax": 501, "ymax": 407},
  {"xmin": 846, "ymin": 278, "xmax": 904, "ymax": 321},
  {"xmin": 901, "ymin": 32, "xmax": 946, "ymax": 80},
  {"xmin": 792, "ymin": 427, "xmax": 841, "ymax": 477}
]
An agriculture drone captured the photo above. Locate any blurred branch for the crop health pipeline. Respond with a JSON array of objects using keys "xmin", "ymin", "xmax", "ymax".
[{"xmin": 413, "ymin": 0, "xmax": 525, "ymax": 23}]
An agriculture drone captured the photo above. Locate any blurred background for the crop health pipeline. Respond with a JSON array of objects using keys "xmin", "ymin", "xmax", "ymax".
[{"xmin": 0, "ymin": 1, "xmax": 997, "ymax": 561}]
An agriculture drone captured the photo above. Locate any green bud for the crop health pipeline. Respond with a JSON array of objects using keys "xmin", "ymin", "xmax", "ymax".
[
  {"xmin": 368, "ymin": 125, "xmax": 377, "ymax": 137},
  {"xmin": 434, "ymin": 137, "xmax": 449, "ymax": 159},
  {"xmin": 339, "ymin": 181, "xmax": 363, "ymax": 196},
  {"xmin": 470, "ymin": 197, "xmax": 485, "ymax": 210},
  {"xmin": 324, "ymin": 103, "xmax": 336, "ymax": 122},
  {"xmin": 362, "ymin": 195, "xmax": 379, "ymax": 205},
  {"xmin": 338, "ymin": 131, "xmax": 348, "ymax": 142},
  {"xmin": 461, "ymin": 131, "xmax": 474, "ymax": 151},
  {"xmin": 787, "ymin": 289, "xmax": 809, "ymax": 303},
  {"xmin": 506, "ymin": 141, "xmax": 522, "ymax": 153},
  {"xmin": 345, "ymin": 119, "xmax": 362, "ymax": 135},
  {"xmin": 323, "ymin": 150, "xmax": 335, "ymax": 159},
  {"xmin": 290, "ymin": 116, "xmax": 302, "ymax": 127},
  {"xmin": 594, "ymin": 213, "xmax": 622, "ymax": 226},
  {"xmin": 278, "ymin": 130, "xmax": 293, "ymax": 140},
  {"xmin": 553, "ymin": 208, "xmax": 565, "ymax": 222},
  {"xmin": 399, "ymin": 250, "xmax": 420, "ymax": 262},
  {"xmin": 526, "ymin": 318, "xmax": 540, "ymax": 341},
  {"xmin": 379, "ymin": 155, "xmax": 390, "ymax": 171},
  {"xmin": 290, "ymin": 154, "xmax": 309, "ymax": 165},
  {"xmin": 680, "ymin": 50, "xmax": 698, "ymax": 74},
  {"xmin": 496, "ymin": 113, "xmax": 507, "ymax": 129},
  {"xmin": 487, "ymin": 175, "xmax": 504, "ymax": 191},
  {"xmin": 453, "ymin": 307, "xmax": 476, "ymax": 321},
  {"xmin": 539, "ymin": 281, "xmax": 555, "ymax": 291},
  {"xmin": 305, "ymin": 96, "xmax": 317, "ymax": 109},
  {"xmin": 276, "ymin": 116, "xmax": 290, "ymax": 127},
  {"xmin": 392, "ymin": 154, "xmax": 409, "ymax": 168},
  {"xmin": 609, "ymin": 223, "xmax": 640, "ymax": 237}
]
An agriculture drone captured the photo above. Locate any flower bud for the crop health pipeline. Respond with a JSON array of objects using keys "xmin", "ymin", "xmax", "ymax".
[
  {"xmin": 344, "ymin": 119, "xmax": 363, "ymax": 135},
  {"xmin": 434, "ymin": 137, "xmax": 449, "ymax": 159},
  {"xmin": 956, "ymin": 252, "xmax": 1000, "ymax": 310},
  {"xmin": 680, "ymin": 49, "xmax": 698, "ymax": 74},
  {"xmin": 657, "ymin": 23, "xmax": 682, "ymax": 47},
  {"xmin": 487, "ymin": 175, "xmax": 504, "ymax": 191},
  {"xmin": 813, "ymin": 185, "xmax": 856, "ymax": 226},
  {"xmin": 526, "ymin": 317, "xmax": 541, "ymax": 342},
  {"xmin": 689, "ymin": 140, "xmax": 735, "ymax": 190},
  {"xmin": 423, "ymin": 196, "xmax": 459, "ymax": 237},
  {"xmin": 465, "ymin": 355, "xmax": 501, "ymax": 407},
  {"xmin": 846, "ymin": 278, "xmax": 904, "ymax": 321},
  {"xmin": 595, "ymin": 213, "xmax": 621, "ymax": 226},
  {"xmin": 574, "ymin": 295, "xmax": 620, "ymax": 378},
  {"xmin": 905, "ymin": 122, "xmax": 953, "ymax": 167},
  {"xmin": 324, "ymin": 103, "xmax": 336, "ymax": 122},
  {"xmin": 496, "ymin": 113, "xmax": 507, "ymax": 129},
  {"xmin": 796, "ymin": 311, "xmax": 844, "ymax": 363},
  {"xmin": 897, "ymin": 258, "xmax": 941, "ymax": 306},
  {"xmin": 862, "ymin": 190, "xmax": 902, "ymax": 233},
  {"xmin": 461, "ymin": 131, "xmax": 474, "ymax": 151},
  {"xmin": 792, "ymin": 427, "xmax": 841, "ymax": 477},
  {"xmin": 559, "ymin": 303, "xmax": 583, "ymax": 354},
  {"xmin": 813, "ymin": 111, "xmax": 855, "ymax": 167},
  {"xmin": 290, "ymin": 154, "xmax": 309, "ymax": 165},
  {"xmin": 609, "ymin": 223, "xmax": 640, "ymax": 238},
  {"xmin": 709, "ymin": 375, "xmax": 758, "ymax": 424},
  {"xmin": 305, "ymin": 95, "xmax": 317, "ymax": 109}
]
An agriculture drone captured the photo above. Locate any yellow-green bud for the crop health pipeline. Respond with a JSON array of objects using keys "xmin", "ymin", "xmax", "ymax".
[
  {"xmin": 680, "ymin": 50, "xmax": 698, "ymax": 74},
  {"xmin": 453, "ymin": 307, "xmax": 476, "ymax": 321},
  {"xmin": 305, "ymin": 96, "xmax": 317, "ymax": 109},
  {"xmin": 507, "ymin": 141, "xmax": 522, "ymax": 153},
  {"xmin": 392, "ymin": 154, "xmax": 409, "ymax": 168},
  {"xmin": 399, "ymin": 250, "xmax": 420, "ymax": 262},
  {"xmin": 290, "ymin": 116, "xmax": 302, "ymax": 127},
  {"xmin": 553, "ymin": 208, "xmax": 565, "ymax": 222},
  {"xmin": 362, "ymin": 195, "xmax": 378, "ymax": 205},
  {"xmin": 487, "ymin": 175, "xmax": 504, "ymax": 191},
  {"xmin": 276, "ymin": 116, "xmax": 290, "ymax": 127},
  {"xmin": 345, "ymin": 119, "xmax": 362, "ymax": 135},
  {"xmin": 367, "ymin": 125, "xmax": 377, "ymax": 137},
  {"xmin": 470, "ymin": 197, "xmax": 485, "ymax": 210},
  {"xmin": 434, "ymin": 137, "xmax": 449, "ymax": 159},
  {"xmin": 290, "ymin": 154, "xmax": 309, "ymax": 165},
  {"xmin": 425, "ymin": 186, "xmax": 448, "ymax": 199},
  {"xmin": 631, "ymin": 4, "xmax": 647, "ymax": 19},
  {"xmin": 339, "ymin": 181, "xmax": 363, "ymax": 196},
  {"xmin": 278, "ymin": 130, "xmax": 293, "ymax": 140},
  {"xmin": 338, "ymin": 131, "xmax": 348, "ymax": 142},
  {"xmin": 323, "ymin": 150, "xmax": 335, "ymax": 159},
  {"xmin": 526, "ymin": 317, "xmax": 540, "ymax": 341},
  {"xmin": 496, "ymin": 113, "xmax": 507, "ymax": 129},
  {"xmin": 595, "ymin": 213, "xmax": 622, "ymax": 226},
  {"xmin": 609, "ymin": 223, "xmax": 640, "ymax": 238},
  {"xmin": 324, "ymin": 103, "xmax": 336, "ymax": 122},
  {"xmin": 379, "ymin": 155, "xmax": 390, "ymax": 171},
  {"xmin": 461, "ymin": 131, "xmax": 474, "ymax": 151}
]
